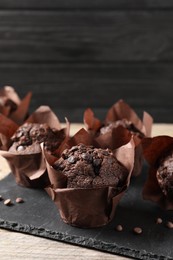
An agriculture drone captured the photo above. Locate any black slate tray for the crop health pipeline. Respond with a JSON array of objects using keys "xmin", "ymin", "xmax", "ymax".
[{"xmin": 0, "ymin": 164, "xmax": 173, "ymax": 260}]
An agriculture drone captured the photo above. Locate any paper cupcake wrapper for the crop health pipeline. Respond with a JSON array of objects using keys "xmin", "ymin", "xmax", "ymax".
[
  {"xmin": 131, "ymin": 144, "xmax": 143, "ymax": 177},
  {"xmin": 26, "ymin": 105, "xmax": 61, "ymax": 130},
  {"xmin": 0, "ymin": 106, "xmax": 70, "ymax": 188},
  {"xmin": 44, "ymin": 128, "xmax": 135, "ymax": 228},
  {"xmin": 142, "ymin": 136, "xmax": 173, "ymax": 209},
  {"xmin": 0, "ymin": 148, "xmax": 48, "ymax": 188},
  {"xmin": 0, "ymin": 114, "xmax": 18, "ymax": 150},
  {"xmin": 0, "ymin": 86, "xmax": 32, "ymax": 124},
  {"xmin": 45, "ymin": 186, "xmax": 125, "ymax": 228},
  {"xmin": 94, "ymin": 125, "xmax": 132, "ymax": 150}
]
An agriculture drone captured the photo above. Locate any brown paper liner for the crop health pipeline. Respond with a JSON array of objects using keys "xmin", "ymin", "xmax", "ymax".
[
  {"xmin": 0, "ymin": 114, "xmax": 19, "ymax": 150},
  {"xmin": 94, "ymin": 125, "xmax": 132, "ymax": 150},
  {"xmin": 26, "ymin": 105, "xmax": 61, "ymax": 130},
  {"xmin": 44, "ymin": 128, "xmax": 135, "ymax": 228},
  {"xmin": 83, "ymin": 99, "xmax": 153, "ymax": 177},
  {"xmin": 105, "ymin": 100, "xmax": 153, "ymax": 136},
  {"xmin": 0, "ymin": 106, "xmax": 70, "ymax": 189},
  {"xmin": 0, "ymin": 86, "xmax": 32, "ymax": 124},
  {"xmin": 0, "ymin": 148, "xmax": 49, "ymax": 188},
  {"xmin": 142, "ymin": 136, "xmax": 173, "ymax": 210},
  {"xmin": 45, "ymin": 186, "xmax": 125, "ymax": 228}
]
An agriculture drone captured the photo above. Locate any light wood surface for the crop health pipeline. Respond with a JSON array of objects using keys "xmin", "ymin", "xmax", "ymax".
[{"xmin": 0, "ymin": 123, "xmax": 173, "ymax": 260}]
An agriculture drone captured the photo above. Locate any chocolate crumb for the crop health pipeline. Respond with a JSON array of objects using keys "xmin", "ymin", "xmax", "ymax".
[
  {"xmin": 156, "ymin": 217, "xmax": 163, "ymax": 224},
  {"xmin": 4, "ymin": 199, "xmax": 12, "ymax": 206},
  {"xmin": 16, "ymin": 197, "xmax": 24, "ymax": 203},
  {"xmin": 133, "ymin": 227, "xmax": 142, "ymax": 235},
  {"xmin": 166, "ymin": 221, "xmax": 173, "ymax": 229},
  {"xmin": 115, "ymin": 224, "xmax": 123, "ymax": 232}
]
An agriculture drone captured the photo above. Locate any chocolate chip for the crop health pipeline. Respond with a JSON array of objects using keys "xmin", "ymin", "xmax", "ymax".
[
  {"xmin": 17, "ymin": 145, "xmax": 25, "ymax": 152},
  {"xmin": 70, "ymin": 146, "xmax": 78, "ymax": 153},
  {"xmin": 4, "ymin": 199, "xmax": 12, "ymax": 206},
  {"xmin": 156, "ymin": 217, "xmax": 163, "ymax": 224},
  {"xmin": 16, "ymin": 197, "xmax": 24, "ymax": 203},
  {"xmin": 133, "ymin": 227, "xmax": 142, "ymax": 235},
  {"xmin": 39, "ymin": 127, "xmax": 46, "ymax": 133},
  {"xmin": 166, "ymin": 221, "xmax": 173, "ymax": 229},
  {"xmin": 115, "ymin": 224, "xmax": 123, "ymax": 232},
  {"xmin": 93, "ymin": 158, "xmax": 102, "ymax": 167},
  {"xmin": 93, "ymin": 158, "xmax": 102, "ymax": 175},
  {"xmin": 81, "ymin": 153, "xmax": 92, "ymax": 162},
  {"xmin": 67, "ymin": 156, "xmax": 76, "ymax": 164},
  {"xmin": 0, "ymin": 195, "xmax": 3, "ymax": 201}
]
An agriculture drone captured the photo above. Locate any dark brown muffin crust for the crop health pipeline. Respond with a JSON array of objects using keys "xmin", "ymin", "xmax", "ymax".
[
  {"xmin": 9, "ymin": 122, "xmax": 65, "ymax": 153},
  {"xmin": 157, "ymin": 150, "xmax": 173, "ymax": 199},
  {"xmin": 53, "ymin": 144, "xmax": 128, "ymax": 189}
]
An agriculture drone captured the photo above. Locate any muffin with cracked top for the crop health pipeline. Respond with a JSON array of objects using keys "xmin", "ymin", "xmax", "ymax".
[
  {"xmin": 45, "ymin": 128, "xmax": 134, "ymax": 228},
  {"xmin": 9, "ymin": 122, "xmax": 66, "ymax": 154},
  {"xmin": 54, "ymin": 144, "xmax": 128, "ymax": 189}
]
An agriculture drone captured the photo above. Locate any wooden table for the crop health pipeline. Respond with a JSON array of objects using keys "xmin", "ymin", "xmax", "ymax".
[{"xmin": 0, "ymin": 123, "xmax": 173, "ymax": 260}]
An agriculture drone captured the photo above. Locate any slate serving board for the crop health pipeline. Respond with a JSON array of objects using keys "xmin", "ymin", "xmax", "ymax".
[{"xmin": 0, "ymin": 165, "xmax": 173, "ymax": 260}]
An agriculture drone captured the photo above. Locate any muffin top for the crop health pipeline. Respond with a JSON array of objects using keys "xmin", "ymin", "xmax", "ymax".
[
  {"xmin": 9, "ymin": 122, "xmax": 65, "ymax": 154},
  {"xmin": 53, "ymin": 143, "xmax": 128, "ymax": 189},
  {"xmin": 100, "ymin": 119, "xmax": 144, "ymax": 138},
  {"xmin": 157, "ymin": 150, "xmax": 173, "ymax": 199}
]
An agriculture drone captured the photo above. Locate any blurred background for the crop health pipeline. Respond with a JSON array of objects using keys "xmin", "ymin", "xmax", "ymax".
[{"xmin": 0, "ymin": 0, "xmax": 172, "ymax": 123}]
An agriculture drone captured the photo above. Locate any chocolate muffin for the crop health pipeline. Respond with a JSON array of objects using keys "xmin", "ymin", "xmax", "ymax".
[
  {"xmin": 141, "ymin": 136, "xmax": 173, "ymax": 209},
  {"xmin": 53, "ymin": 143, "xmax": 128, "ymax": 189},
  {"xmin": 45, "ymin": 128, "xmax": 134, "ymax": 227},
  {"xmin": 157, "ymin": 150, "xmax": 173, "ymax": 200},
  {"xmin": 9, "ymin": 122, "xmax": 65, "ymax": 154}
]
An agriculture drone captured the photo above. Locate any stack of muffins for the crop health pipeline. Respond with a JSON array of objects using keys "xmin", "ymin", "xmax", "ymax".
[{"xmin": 0, "ymin": 86, "xmax": 172, "ymax": 228}]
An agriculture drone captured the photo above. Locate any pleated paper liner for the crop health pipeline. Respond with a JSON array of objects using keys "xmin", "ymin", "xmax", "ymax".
[{"xmin": 44, "ymin": 128, "xmax": 135, "ymax": 228}]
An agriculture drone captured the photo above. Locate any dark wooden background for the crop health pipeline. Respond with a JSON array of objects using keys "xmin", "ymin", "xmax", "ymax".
[{"xmin": 0, "ymin": 0, "xmax": 173, "ymax": 123}]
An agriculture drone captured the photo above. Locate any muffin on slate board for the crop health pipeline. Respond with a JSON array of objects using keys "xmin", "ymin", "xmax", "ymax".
[
  {"xmin": 142, "ymin": 136, "xmax": 173, "ymax": 209},
  {"xmin": 84, "ymin": 99, "xmax": 153, "ymax": 177},
  {"xmin": 45, "ymin": 128, "xmax": 135, "ymax": 228},
  {"xmin": 0, "ymin": 106, "xmax": 70, "ymax": 189}
]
